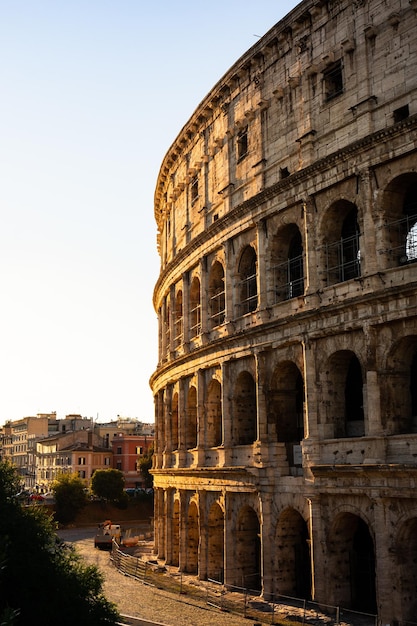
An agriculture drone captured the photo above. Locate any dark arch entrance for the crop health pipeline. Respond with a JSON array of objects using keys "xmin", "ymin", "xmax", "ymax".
[
  {"xmin": 274, "ymin": 508, "xmax": 311, "ymax": 599},
  {"xmin": 235, "ymin": 505, "xmax": 261, "ymax": 591},
  {"xmin": 328, "ymin": 513, "xmax": 376, "ymax": 612}
]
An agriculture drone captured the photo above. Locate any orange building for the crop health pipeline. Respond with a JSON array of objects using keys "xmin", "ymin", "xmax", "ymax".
[{"xmin": 111, "ymin": 434, "xmax": 154, "ymax": 488}]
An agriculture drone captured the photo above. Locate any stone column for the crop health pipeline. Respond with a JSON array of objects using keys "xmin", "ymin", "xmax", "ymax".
[
  {"xmin": 198, "ymin": 489, "xmax": 208, "ymax": 580},
  {"xmin": 182, "ymin": 271, "xmax": 190, "ymax": 349},
  {"xmin": 178, "ymin": 490, "xmax": 187, "ymax": 573},
  {"xmin": 223, "ymin": 490, "xmax": 234, "ymax": 587},
  {"xmin": 256, "ymin": 218, "xmax": 268, "ymax": 312},
  {"xmin": 177, "ymin": 378, "xmax": 187, "ymax": 467}
]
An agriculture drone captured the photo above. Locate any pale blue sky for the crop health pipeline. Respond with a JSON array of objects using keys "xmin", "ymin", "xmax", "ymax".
[{"xmin": 0, "ymin": 1, "xmax": 297, "ymax": 424}]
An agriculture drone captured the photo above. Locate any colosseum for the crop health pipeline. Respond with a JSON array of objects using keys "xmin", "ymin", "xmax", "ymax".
[{"xmin": 150, "ymin": 0, "xmax": 417, "ymax": 623}]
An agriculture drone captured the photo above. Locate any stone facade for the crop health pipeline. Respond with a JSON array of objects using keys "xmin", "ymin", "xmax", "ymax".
[{"xmin": 150, "ymin": 1, "xmax": 417, "ymax": 623}]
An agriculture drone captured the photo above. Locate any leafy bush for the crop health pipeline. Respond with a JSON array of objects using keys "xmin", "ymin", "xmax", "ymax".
[
  {"xmin": 52, "ymin": 472, "xmax": 87, "ymax": 524},
  {"xmin": 0, "ymin": 460, "xmax": 119, "ymax": 625}
]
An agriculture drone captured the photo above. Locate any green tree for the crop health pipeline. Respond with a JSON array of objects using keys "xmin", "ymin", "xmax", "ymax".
[
  {"xmin": 0, "ymin": 460, "xmax": 119, "ymax": 625},
  {"xmin": 52, "ymin": 472, "xmax": 87, "ymax": 524},
  {"xmin": 91, "ymin": 468, "xmax": 125, "ymax": 502},
  {"xmin": 138, "ymin": 444, "xmax": 154, "ymax": 488}
]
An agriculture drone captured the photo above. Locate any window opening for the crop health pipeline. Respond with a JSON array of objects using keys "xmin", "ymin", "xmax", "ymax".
[
  {"xmin": 326, "ymin": 209, "xmax": 360, "ymax": 283},
  {"xmin": 393, "ymin": 104, "xmax": 409, "ymax": 123},
  {"xmin": 323, "ymin": 60, "xmax": 343, "ymax": 101},
  {"xmin": 238, "ymin": 247, "xmax": 257, "ymax": 315},
  {"xmin": 237, "ymin": 127, "xmax": 248, "ymax": 161},
  {"xmin": 273, "ymin": 233, "xmax": 304, "ymax": 301},
  {"xmin": 190, "ymin": 277, "xmax": 201, "ymax": 338},
  {"xmin": 174, "ymin": 291, "xmax": 183, "ymax": 348},
  {"xmin": 345, "ymin": 356, "xmax": 365, "ymax": 437},
  {"xmin": 388, "ymin": 187, "xmax": 417, "ymax": 264},
  {"xmin": 191, "ymin": 174, "xmax": 199, "ymax": 203},
  {"xmin": 209, "ymin": 262, "xmax": 226, "ymax": 327}
]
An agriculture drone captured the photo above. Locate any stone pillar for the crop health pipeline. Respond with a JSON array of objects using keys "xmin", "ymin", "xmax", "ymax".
[
  {"xmin": 221, "ymin": 362, "xmax": 233, "ymax": 466},
  {"xmin": 198, "ymin": 489, "xmax": 208, "ymax": 580},
  {"xmin": 308, "ymin": 495, "xmax": 325, "ymax": 603},
  {"xmin": 178, "ymin": 378, "xmax": 187, "ymax": 467},
  {"xmin": 162, "ymin": 387, "xmax": 171, "ymax": 469},
  {"xmin": 199, "ymin": 256, "xmax": 209, "ymax": 338},
  {"xmin": 156, "ymin": 487, "xmax": 168, "ymax": 560},
  {"xmin": 197, "ymin": 368, "xmax": 206, "ymax": 451},
  {"xmin": 259, "ymin": 491, "xmax": 274, "ymax": 599},
  {"xmin": 256, "ymin": 218, "xmax": 268, "ymax": 311},
  {"xmin": 178, "ymin": 490, "xmax": 187, "ymax": 573},
  {"xmin": 358, "ymin": 167, "xmax": 378, "ymax": 275},
  {"xmin": 373, "ymin": 498, "xmax": 399, "ymax": 624},
  {"xmin": 223, "ymin": 490, "xmax": 234, "ymax": 587},
  {"xmin": 255, "ymin": 350, "xmax": 268, "ymax": 442},
  {"xmin": 182, "ymin": 271, "xmax": 190, "ymax": 348}
]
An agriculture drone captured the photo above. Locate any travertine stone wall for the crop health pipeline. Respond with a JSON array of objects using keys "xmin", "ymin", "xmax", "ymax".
[{"xmin": 151, "ymin": 1, "xmax": 417, "ymax": 623}]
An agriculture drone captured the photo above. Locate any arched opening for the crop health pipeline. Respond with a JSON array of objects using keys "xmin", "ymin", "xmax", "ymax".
[
  {"xmin": 186, "ymin": 386, "xmax": 197, "ymax": 449},
  {"xmin": 238, "ymin": 246, "xmax": 257, "ymax": 315},
  {"xmin": 381, "ymin": 336, "xmax": 417, "ymax": 434},
  {"xmin": 322, "ymin": 351, "xmax": 364, "ymax": 438},
  {"xmin": 345, "ymin": 355, "xmax": 365, "ymax": 437},
  {"xmin": 174, "ymin": 290, "xmax": 183, "ymax": 348},
  {"xmin": 236, "ymin": 506, "xmax": 261, "ymax": 591},
  {"xmin": 397, "ymin": 517, "xmax": 417, "ymax": 621},
  {"xmin": 185, "ymin": 501, "xmax": 199, "ymax": 574},
  {"xmin": 324, "ymin": 201, "xmax": 361, "ymax": 285},
  {"xmin": 171, "ymin": 392, "xmax": 179, "ymax": 450},
  {"xmin": 171, "ymin": 498, "xmax": 180, "ymax": 567},
  {"xmin": 206, "ymin": 379, "xmax": 222, "ymax": 447},
  {"xmin": 383, "ymin": 175, "xmax": 417, "ymax": 267},
  {"xmin": 208, "ymin": 261, "xmax": 225, "ymax": 328},
  {"xmin": 271, "ymin": 224, "xmax": 304, "ymax": 303},
  {"xmin": 233, "ymin": 371, "xmax": 257, "ymax": 445},
  {"xmin": 327, "ymin": 513, "xmax": 376, "ymax": 613},
  {"xmin": 268, "ymin": 362, "xmax": 304, "ymax": 466},
  {"xmin": 189, "ymin": 277, "xmax": 201, "ymax": 338},
  {"xmin": 207, "ymin": 502, "xmax": 224, "ymax": 582},
  {"xmin": 274, "ymin": 508, "xmax": 311, "ymax": 599}
]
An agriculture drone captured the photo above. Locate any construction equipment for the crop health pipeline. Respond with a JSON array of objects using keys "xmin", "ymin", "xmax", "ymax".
[{"xmin": 94, "ymin": 520, "xmax": 121, "ymax": 549}]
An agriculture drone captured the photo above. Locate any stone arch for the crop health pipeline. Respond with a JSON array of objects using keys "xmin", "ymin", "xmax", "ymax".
[
  {"xmin": 208, "ymin": 260, "xmax": 225, "ymax": 327},
  {"xmin": 380, "ymin": 172, "xmax": 417, "ymax": 268},
  {"xmin": 237, "ymin": 245, "xmax": 258, "ymax": 315},
  {"xmin": 235, "ymin": 505, "xmax": 261, "ymax": 591},
  {"xmin": 207, "ymin": 501, "xmax": 224, "ymax": 582},
  {"xmin": 268, "ymin": 361, "xmax": 304, "ymax": 444},
  {"xmin": 273, "ymin": 507, "xmax": 311, "ymax": 600},
  {"xmin": 320, "ymin": 350, "xmax": 364, "ymax": 438},
  {"xmin": 271, "ymin": 223, "xmax": 305, "ymax": 302},
  {"xmin": 185, "ymin": 500, "xmax": 199, "ymax": 574},
  {"xmin": 186, "ymin": 385, "xmax": 198, "ymax": 449},
  {"xmin": 381, "ymin": 335, "xmax": 417, "ymax": 434},
  {"xmin": 206, "ymin": 378, "xmax": 222, "ymax": 447},
  {"xmin": 233, "ymin": 371, "xmax": 257, "ymax": 445},
  {"xmin": 396, "ymin": 516, "xmax": 417, "ymax": 621},
  {"xmin": 320, "ymin": 200, "xmax": 361, "ymax": 285},
  {"xmin": 189, "ymin": 276, "xmax": 201, "ymax": 338},
  {"xmin": 326, "ymin": 512, "xmax": 376, "ymax": 612}
]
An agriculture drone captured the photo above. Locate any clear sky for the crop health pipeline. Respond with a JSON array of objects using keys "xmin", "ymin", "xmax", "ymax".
[{"xmin": 0, "ymin": 0, "xmax": 298, "ymax": 425}]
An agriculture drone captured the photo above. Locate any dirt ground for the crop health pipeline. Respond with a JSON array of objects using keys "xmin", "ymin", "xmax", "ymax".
[{"xmin": 58, "ymin": 526, "xmax": 259, "ymax": 626}]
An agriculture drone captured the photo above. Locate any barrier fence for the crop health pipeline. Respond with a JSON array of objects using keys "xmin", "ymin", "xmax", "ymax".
[{"xmin": 111, "ymin": 543, "xmax": 378, "ymax": 626}]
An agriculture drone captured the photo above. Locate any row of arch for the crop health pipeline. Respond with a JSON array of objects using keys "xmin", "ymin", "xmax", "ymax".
[
  {"xmin": 159, "ymin": 173, "xmax": 417, "ymax": 355},
  {"xmin": 160, "ymin": 490, "xmax": 417, "ymax": 619},
  {"xmin": 158, "ymin": 339, "xmax": 417, "ymax": 466}
]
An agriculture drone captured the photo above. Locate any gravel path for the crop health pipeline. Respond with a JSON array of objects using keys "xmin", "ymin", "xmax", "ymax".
[{"xmin": 58, "ymin": 527, "xmax": 257, "ymax": 626}]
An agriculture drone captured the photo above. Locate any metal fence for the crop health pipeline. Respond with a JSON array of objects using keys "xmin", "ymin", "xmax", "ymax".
[{"xmin": 111, "ymin": 543, "xmax": 378, "ymax": 626}]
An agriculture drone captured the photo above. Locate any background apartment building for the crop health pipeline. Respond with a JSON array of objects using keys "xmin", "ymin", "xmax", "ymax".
[{"xmin": 150, "ymin": 0, "xmax": 417, "ymax": 623}]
